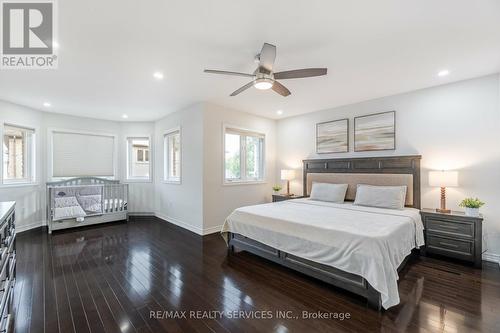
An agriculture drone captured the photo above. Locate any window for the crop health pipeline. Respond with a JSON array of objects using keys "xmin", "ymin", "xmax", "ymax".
[
  {"xmin": 164, "ymin": 129, "xmax": 181, "ymax": 183},
  {"xmin": 224, "ymin": 127, "xmax": 265, "ymax": 183},
  {"xmin": 2, "ymin": 124, "xmax": 35, "ymax": 184},
  {"xmin": 51, "ymin": 130, "xmax": 115, "ymax": 178},
  {"xmin": 126, "ymin": 137, "xmax": 151, "ymax": 181},
  {"xmin": 136, "ymin": 147, "xmax": 149, "ymax": 163}
]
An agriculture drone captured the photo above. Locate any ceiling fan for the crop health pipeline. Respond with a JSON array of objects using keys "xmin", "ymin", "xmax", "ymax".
[{"xmin": 204, "ymin": 43, "xmax": 327, "ymax": 97}]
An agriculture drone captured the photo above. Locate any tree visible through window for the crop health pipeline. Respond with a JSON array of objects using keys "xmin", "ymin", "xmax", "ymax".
[
  {"xmin": 2, "ymin": 125, "xmax": 35, "ymax": 184},
  {"xmin": 224, "ymin": 128, "xmax": 264, "ymax": 183},
  {"xmin": 224, "ymin": 133, "xmax": 240, "ymax": 179}
]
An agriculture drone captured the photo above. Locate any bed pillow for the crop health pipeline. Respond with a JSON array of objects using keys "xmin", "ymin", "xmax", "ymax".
[
  {"xmin": 309, "ymin": 182, "xmax": 348, "ymax": 203},
  {"xmin": 353, "ymin": 184, "xmax": 407, "ymax": 209}
]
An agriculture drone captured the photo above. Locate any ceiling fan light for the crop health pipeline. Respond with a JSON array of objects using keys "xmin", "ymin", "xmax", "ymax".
[{"xmin": 254, "ymin": 78, "xmax": 274, "ymax": 90}]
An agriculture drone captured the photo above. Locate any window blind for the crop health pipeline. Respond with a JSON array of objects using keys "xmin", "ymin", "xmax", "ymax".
[{"xmin": 52, "ymin": 131, "xmax": 115, "ymax": 177}]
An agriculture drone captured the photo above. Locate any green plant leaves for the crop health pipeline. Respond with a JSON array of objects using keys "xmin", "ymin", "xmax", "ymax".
[{"xmin": 459, "ymin": 197, "xmax": 484, "ymax": 209}]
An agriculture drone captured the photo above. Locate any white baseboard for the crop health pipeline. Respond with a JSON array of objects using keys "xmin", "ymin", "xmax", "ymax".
[
  {"xmin": 154, "ymin": 213, "xmax": 222, "ymax": 236},
  {"xmin": 483, "ymin": 252, "xmax": 500, "ymax": 267},
  {"xmin": 202, "ymin": 225, "xmax": 223, "ymax": 235},
  {"xmin": 154, "ymin": 213, "xmax": 204, "ymax": 235}
]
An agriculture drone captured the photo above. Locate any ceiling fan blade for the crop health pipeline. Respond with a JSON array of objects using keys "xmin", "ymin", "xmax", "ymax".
[
  {"xmin": 230, "ymin": 81, "xmax": 255, "ymax": 96},
  {"xmin": 274, "ymin": 68, "xmax": 327, "ymax": 80},
  {"xmin": 272, "ymin": 81, "xmax": 291, "ymax": 97},
  {"xmin": 259, "ymin": 43, "xmax": 276, "ymax": 71},
  {"xmin": 204, "ymin": 69, "xmax": 254, "ymax": 78}
]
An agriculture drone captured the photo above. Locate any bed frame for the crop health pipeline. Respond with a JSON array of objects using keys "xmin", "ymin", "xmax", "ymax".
[
  {"xmin": 46, "ymin": 177, "xmax": 129, "ymax": 234},
  {"xmin": 227, "ymin": 155, "xmax": 421, "ymax": 310}
]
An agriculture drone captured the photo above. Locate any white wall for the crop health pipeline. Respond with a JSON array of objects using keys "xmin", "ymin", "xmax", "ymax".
[
  {"xmin": 202, "ymin": 103, "xmax": 276, "ymax": 233},
  {"xmin": 0, "ymin": 101, "xmax": 44, "ymax": 231},
  {"xmin": 154, "ymin": 103, "xmax": 205, "ymax": 233},
  {"xmin": 276, "ymin": 74, "xmax": 500, "ymax": 258},
  {"xmin": 0, "ymin": 100, "xmax": 156, "ymax": 231}
]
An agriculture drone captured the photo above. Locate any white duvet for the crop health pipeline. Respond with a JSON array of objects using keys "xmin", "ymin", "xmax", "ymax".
[{"xmin": 221, "ymin": 198, "xmax": 424, "ymax": 309}]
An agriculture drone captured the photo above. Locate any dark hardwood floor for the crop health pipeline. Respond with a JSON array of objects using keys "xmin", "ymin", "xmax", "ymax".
[{"xmin": 12, "ymin": 217, "xmax": 500, "ymax": 333}]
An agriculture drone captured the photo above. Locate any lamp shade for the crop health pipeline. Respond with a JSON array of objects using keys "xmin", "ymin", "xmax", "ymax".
[
  {"xmin": 281, "ymin": 169, "xmax": 295, "ymax": 181},
  {"xmin": 429, "ymin": 170, "xmax": 458, "ymax": 187}
]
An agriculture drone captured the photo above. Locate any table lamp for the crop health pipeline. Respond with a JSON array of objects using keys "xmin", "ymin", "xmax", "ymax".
[
  {"xmin": 280, "ymin": 169, "xmax": 296, "ymax": 196},
  {"xmin": 429, "ymin": 170, "xmax": 458, "ymax": 213}
]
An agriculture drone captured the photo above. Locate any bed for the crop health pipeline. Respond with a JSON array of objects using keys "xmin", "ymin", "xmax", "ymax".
[
  {"xmin": 222, "ymin": 155, "xmax": 422, "ymax": 310},
  {"xmin": 46, "ymin": 177, "xmax": 129, "ymax": 233}
]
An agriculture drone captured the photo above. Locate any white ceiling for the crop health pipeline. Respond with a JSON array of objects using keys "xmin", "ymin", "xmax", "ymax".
[{"xmin": 1, "ymin": 0, "xmax": 499, "ymax": 121}]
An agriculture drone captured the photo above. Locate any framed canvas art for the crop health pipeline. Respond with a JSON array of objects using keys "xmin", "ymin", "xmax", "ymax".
[
  {"xmin": 316, "ymin": 119, "xmax": 349, "ymax": 153},
  {"xmin": 354, "ymin": 111, "xmax": 395, "ymax": 151}
]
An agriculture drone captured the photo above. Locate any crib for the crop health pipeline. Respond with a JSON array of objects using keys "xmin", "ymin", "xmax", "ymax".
[{"xmin": 46, "ymin": 177, "xmax": 129, "ymax": 233}]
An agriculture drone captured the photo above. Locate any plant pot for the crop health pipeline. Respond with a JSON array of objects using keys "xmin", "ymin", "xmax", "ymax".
[{"xmin": 464, "ymin": 207, "xmax": 480, "ymax": 217}]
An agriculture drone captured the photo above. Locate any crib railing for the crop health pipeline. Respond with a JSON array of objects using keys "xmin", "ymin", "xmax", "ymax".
[
  {"xmin": 103, "ymin": 184, "xmax": 129, "ymax": 213},
  {"xmin": 47, "ymin": 177, "xmax": 120, "ymax": 187}
]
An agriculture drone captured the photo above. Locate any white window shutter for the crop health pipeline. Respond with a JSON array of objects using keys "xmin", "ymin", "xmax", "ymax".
[{"xmin": 52, "ymin": 131, "xmax": 115, "ymax": 177}]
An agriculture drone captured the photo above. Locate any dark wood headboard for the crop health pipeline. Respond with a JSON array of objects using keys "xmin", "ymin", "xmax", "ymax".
[{"xmin": 302, "ymin": 155, "xmax": 421, "ymax": 209}]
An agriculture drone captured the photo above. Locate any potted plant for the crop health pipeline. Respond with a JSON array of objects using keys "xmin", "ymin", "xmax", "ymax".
[
  {"xmin": 459, "ymin": 198, "xmax": 484, "ymax": 217},
  {"xmin": 272, "ymin": 185, "xmax": 282, "ymax": 193}
]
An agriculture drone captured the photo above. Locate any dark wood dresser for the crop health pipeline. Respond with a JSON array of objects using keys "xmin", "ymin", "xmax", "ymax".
[
  {"xmin": 420, "ymin": 208, "xmax": 483, "ymax": 268},
  {"xmin": 0, "ymin": 201, "xmax": 15, "ymax": 332}
]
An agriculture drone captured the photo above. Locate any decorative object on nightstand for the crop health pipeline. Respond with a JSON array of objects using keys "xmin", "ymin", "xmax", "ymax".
[
  {"xmin": 272, "ymin": 194, "xmax": 304, "ymax": 202},
  {"xmin": 420, "ymin": 209, "xmax": 483, "ymax": 268},
  {"xmin": 459, "ymin": 198, "xmax": 484, "ymax": 217},
  {"xmin": 272, "ymin": 185, "xmax": 282, "ymax": 193},
  {"xmin": 428, "ymin": 170, "xmax": 458, "ymax": 213},
  {"xmin": 280, "ymin": 169, "xmax": 296, "ymax": 196}
]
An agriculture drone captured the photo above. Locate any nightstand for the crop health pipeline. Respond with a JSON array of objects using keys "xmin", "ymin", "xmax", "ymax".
[
  {"xmin": 272, "ymin": 194, "xmax": 304, "ymax": 202},
  {"xmin": 420, "ymin": 209, "xmax": 483, "ymax": 268}
]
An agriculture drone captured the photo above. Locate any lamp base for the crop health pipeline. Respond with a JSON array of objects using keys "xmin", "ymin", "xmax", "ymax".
[{"xmin": 436, "ymin": 187, "xmax": 451, "ymax": 214}]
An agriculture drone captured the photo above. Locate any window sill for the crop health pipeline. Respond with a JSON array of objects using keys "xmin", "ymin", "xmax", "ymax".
[
  {"xmin": 223, "ymin": 180, "xmax": 267, "ymax": 186},
  {"xmin": 124, "ymin": 179, "xmax": 153, "ymax": 184},
  {"xmin": 0, "ymin": 182, "xmax": 39, "ymax": 189},
  {"xmin": 162, "ymin": 180, "xmax": 182, "ymax": 185}
]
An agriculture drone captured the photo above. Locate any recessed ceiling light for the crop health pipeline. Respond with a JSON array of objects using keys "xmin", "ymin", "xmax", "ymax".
[
  {"xmin": 438, "ymin": 70, "xmax": 450, "ymax": 77},
  {"xmin": 122, "ymin": 114, "xmax": 128, "ymax": 119},
  {"xmin": 43, "ymin": 102, "xmax": 51, "ymax": 107},
  {"xmin": 153, "ymin": 72, "xmax": 164, "ymax": 80},
  {"xmin": 276, "ymin": 110, "xmax": 283, "ymax": 115}
]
